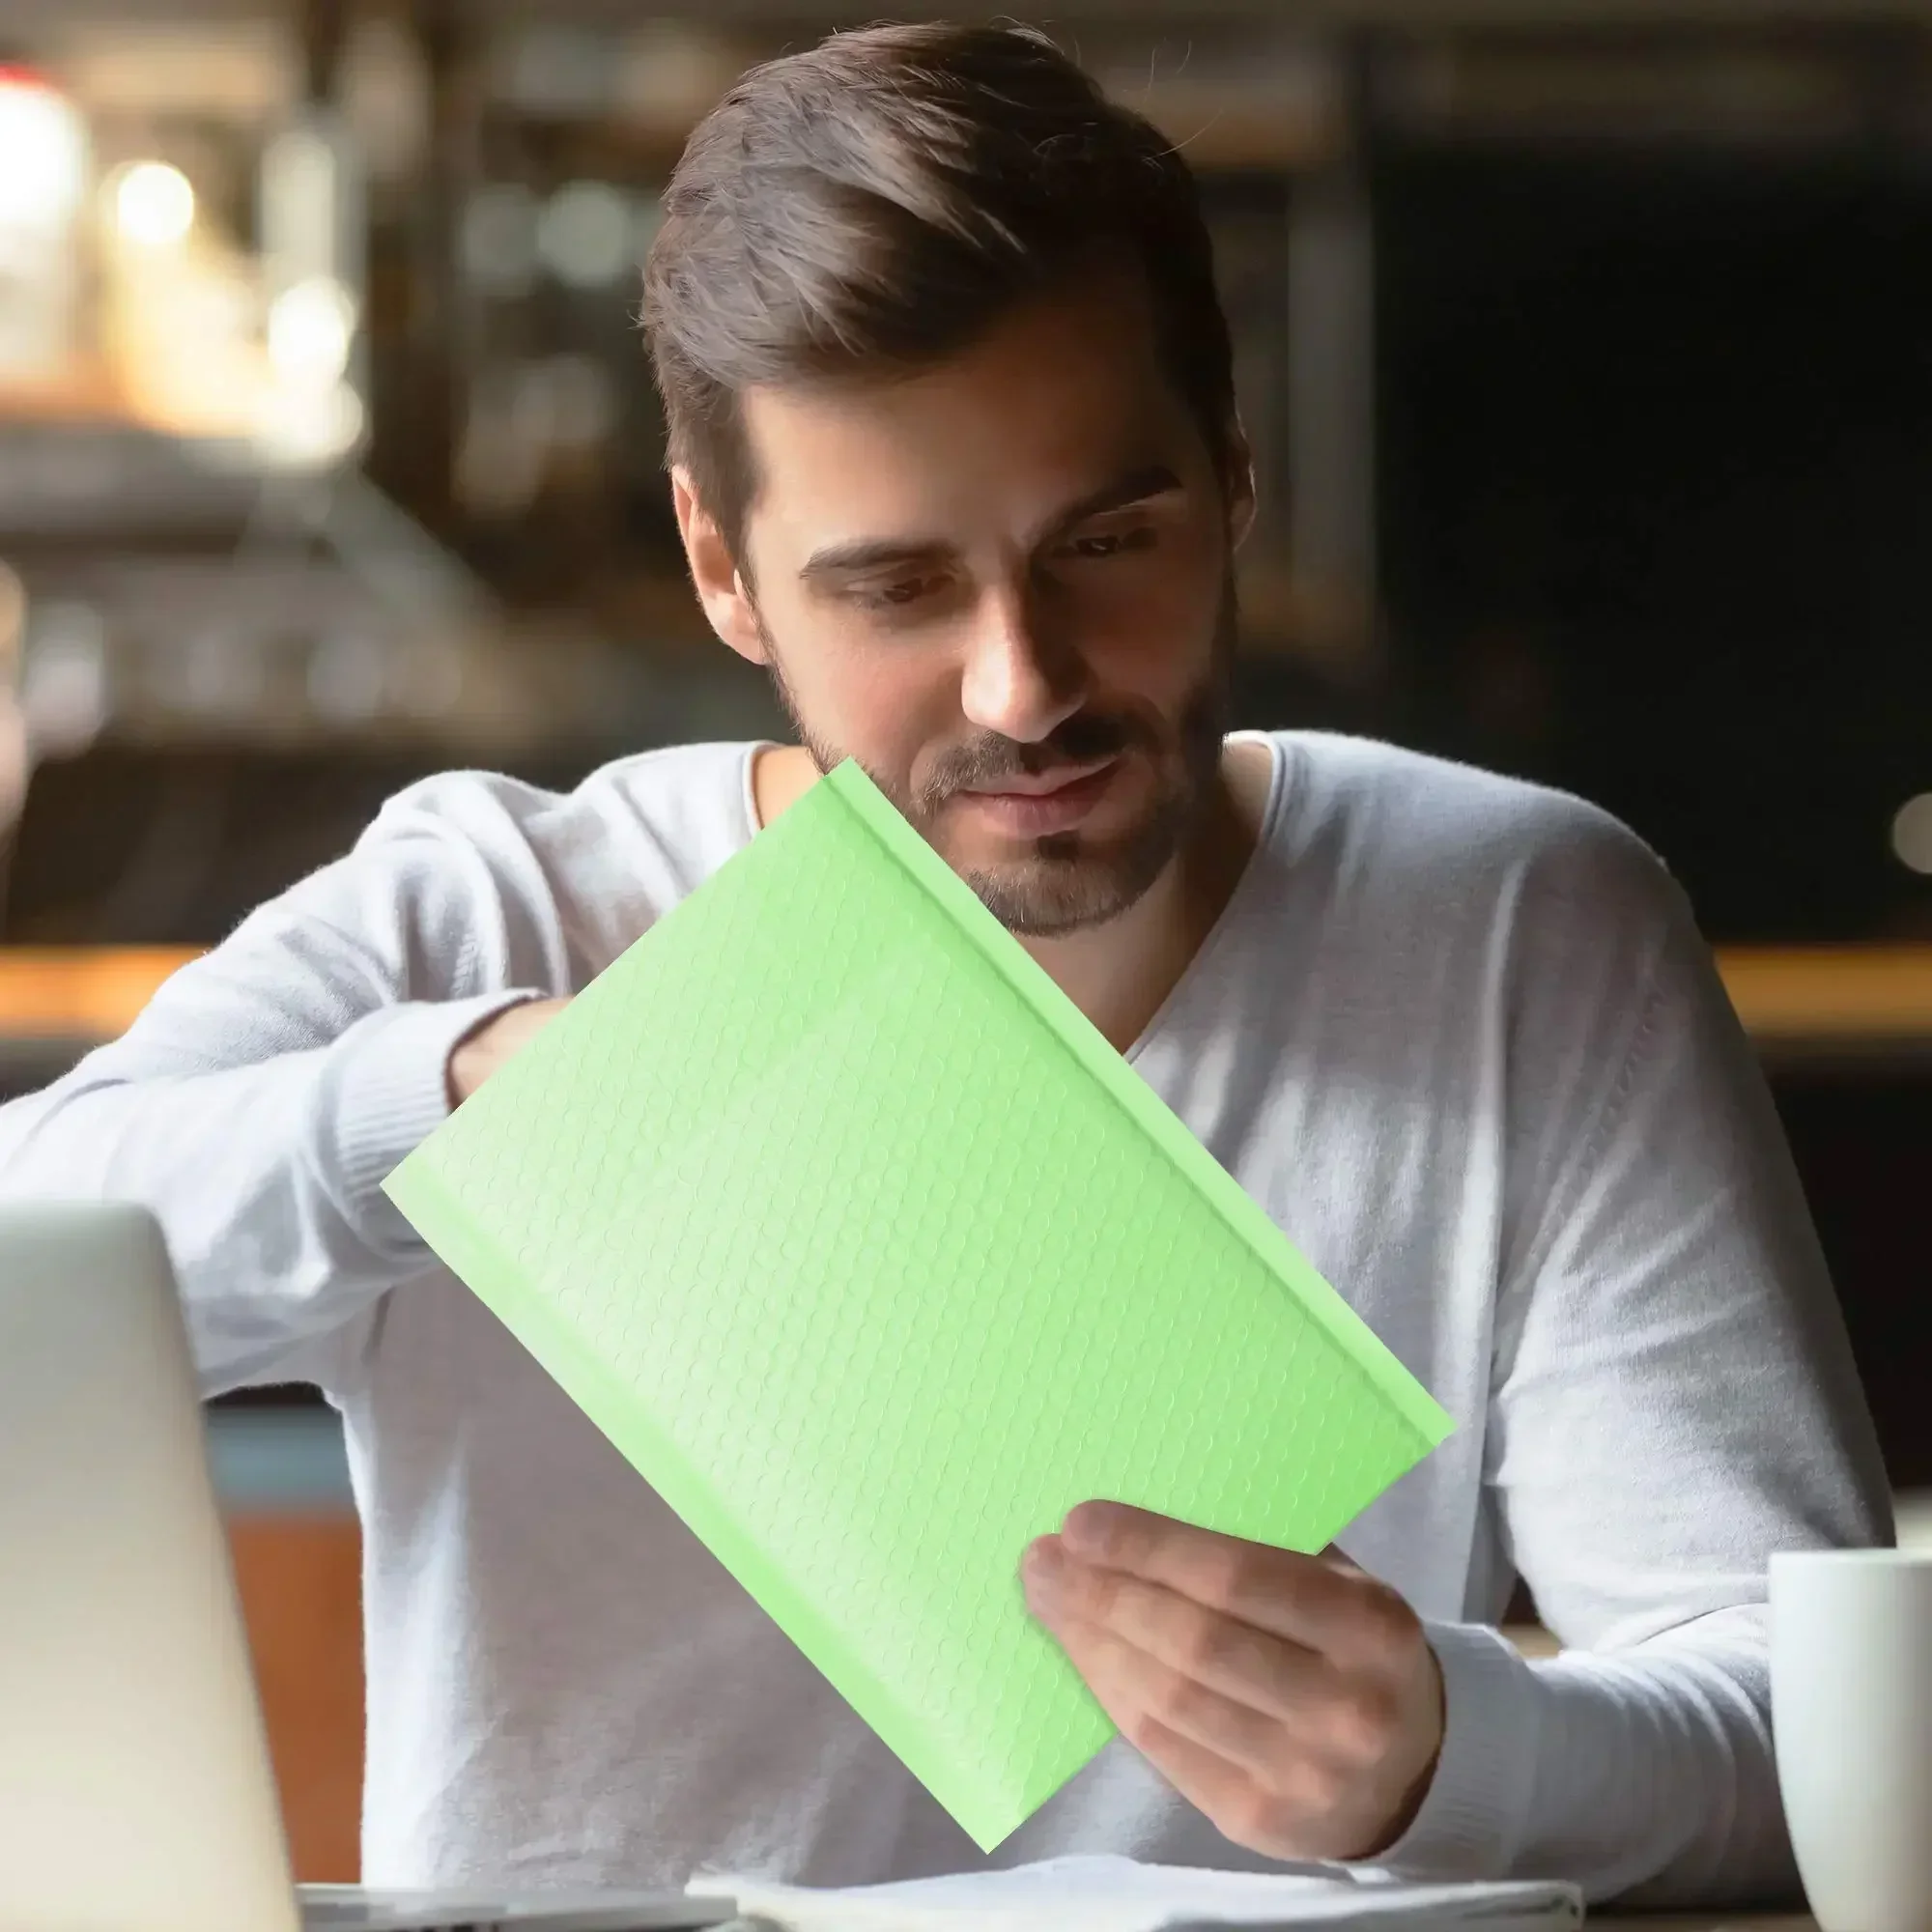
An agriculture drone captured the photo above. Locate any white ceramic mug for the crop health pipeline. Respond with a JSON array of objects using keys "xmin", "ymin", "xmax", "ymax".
[{"xmin": 1771, "ymin": 1549, "xmax": 1932, "ymax": 1932}]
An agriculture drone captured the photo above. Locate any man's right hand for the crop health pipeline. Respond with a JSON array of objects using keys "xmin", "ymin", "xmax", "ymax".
[{"xmin": 445, "ymin": 997, "xmax": 570, "ymax": 1107}]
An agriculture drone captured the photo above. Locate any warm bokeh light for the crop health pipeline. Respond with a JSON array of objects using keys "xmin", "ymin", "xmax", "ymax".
[
  {"xmin": 536, "ymin": 181, "xmax": 634, "ymax": 289},
  {"xmin": 109, "ymin": 160, "xmax": 196, "ymax": 248},
  {"xmin": 1891, "ymin": 795, "xmax": 1932, "ymax": 877},
  {"xmin": 266, "ymin": 276, "xmax": 357, "ymax": 387},
  {"xmin": 255, "ymin": 381, "xmax": 366, "ymax": 467},
  {"xmin": 0, "ymin": 71, "xmax": 87, "ymax": 232}
]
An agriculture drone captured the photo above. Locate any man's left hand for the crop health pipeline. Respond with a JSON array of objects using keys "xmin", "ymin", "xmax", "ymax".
[{"xmin": 1022, "ymin": 1501, "xmax": 1445, "ymax": 1862}]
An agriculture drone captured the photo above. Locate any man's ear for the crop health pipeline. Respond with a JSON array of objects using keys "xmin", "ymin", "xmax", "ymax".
[
  {"xmin": 1223, "ymin": 419, "xmax": 1259, "ymax": 553},
  {"xmin": 671, "ymin": 470, "xmax": 769, "ymax": 666}
]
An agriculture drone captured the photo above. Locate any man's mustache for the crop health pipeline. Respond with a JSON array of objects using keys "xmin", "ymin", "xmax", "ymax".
[{"xmin": 923, "ymin": 713, "xmax": 1147, "ymax": 800}]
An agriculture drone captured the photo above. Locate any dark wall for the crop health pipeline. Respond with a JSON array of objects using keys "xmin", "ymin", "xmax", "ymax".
[{"xmin": 1378, "ymin": 142, "xmax": 1932, "ymax": 944}]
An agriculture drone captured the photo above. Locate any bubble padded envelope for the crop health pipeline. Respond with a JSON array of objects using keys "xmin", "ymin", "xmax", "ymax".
[{"xmin": 382, "ymin": 758, "xmax": 1454, "ymax": 1851}]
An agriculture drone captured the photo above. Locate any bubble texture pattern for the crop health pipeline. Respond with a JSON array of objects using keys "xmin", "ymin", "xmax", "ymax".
[{"xmin": 384, "ymin": 760, "xmax": 1454, "ymax": 1851}]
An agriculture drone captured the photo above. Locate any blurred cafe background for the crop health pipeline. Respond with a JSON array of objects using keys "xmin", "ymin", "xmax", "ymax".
[{"xmin": 1, "ymin": 0, "xmax": 1928, "ymax": 1882}]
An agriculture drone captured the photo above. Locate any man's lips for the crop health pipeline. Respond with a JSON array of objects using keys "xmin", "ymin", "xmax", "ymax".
[
  {"xmin": 960, "ymin": 756, "xmax": 1120, "ymax": 800},
  {"xmin": 953, "ymin": 756, "xmax": 1124, "ymax": 834}
]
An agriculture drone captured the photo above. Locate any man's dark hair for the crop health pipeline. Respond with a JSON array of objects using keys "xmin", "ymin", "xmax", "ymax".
[{"xmin": 639, "ymin": 20, "xmax": 1237, "ymax": 566}]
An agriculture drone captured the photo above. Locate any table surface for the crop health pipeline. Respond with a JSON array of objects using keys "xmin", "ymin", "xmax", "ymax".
[
  {"xmin": 1606, "ymin": 1918, "xmax": 1811, "ymax": 1928},
  {"xmin": 1604, "ymin": 1918, "xmax": 1812, "ymax": 1930}
]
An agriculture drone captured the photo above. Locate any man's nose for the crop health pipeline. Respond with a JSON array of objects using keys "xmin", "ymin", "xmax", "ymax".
[{"xmin": 957, "ymin": 583, "xmax": 1088, "ymax": 746}]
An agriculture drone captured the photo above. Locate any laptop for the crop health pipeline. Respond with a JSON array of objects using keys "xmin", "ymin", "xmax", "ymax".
[{"xmin": 0, "ymin": 1201, "xmax": 740, "ymax": 1932}]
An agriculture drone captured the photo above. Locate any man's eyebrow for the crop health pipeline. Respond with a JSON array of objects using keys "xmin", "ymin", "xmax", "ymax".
[
  {"xmin": 1040, "ymin": 464, "xmax": 1183, "ymax": 539},
  {"xmin": 795, "ymin": 463, "xmax": 1184, "ymax": 585},
  {"xmin": 798, "ymin": 535, "xmax": 954, "ymax": 582}
]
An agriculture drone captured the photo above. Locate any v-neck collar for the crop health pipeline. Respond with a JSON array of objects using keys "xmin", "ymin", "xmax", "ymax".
[
  {"xmin": 733, "ymin": 732, "xmax": 1293, "ymax": 1067},
  {"xmin": 1122, "ymin": 731, "xmax": 1290, "ymax": 1066}
]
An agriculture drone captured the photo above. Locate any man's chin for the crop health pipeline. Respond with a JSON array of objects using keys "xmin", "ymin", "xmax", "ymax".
[{"xmin": 942, "ymin": 838, "xmax": 1166, "ymax": 938}]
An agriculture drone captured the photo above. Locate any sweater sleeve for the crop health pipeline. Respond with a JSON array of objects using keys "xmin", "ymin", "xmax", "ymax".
[
  {"xmin": 1368, "ymin": 829, "xmax": 1891, "ymax": 1905},
  {"xmin": 0, "ymin": 783, "xmax": 554, "ymax": 1396}
]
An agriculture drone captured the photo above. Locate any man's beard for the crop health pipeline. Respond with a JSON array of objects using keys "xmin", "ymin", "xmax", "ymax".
[{"xmin": 760, "ymin": 573, "xmax": 1237, "ymax": 938}]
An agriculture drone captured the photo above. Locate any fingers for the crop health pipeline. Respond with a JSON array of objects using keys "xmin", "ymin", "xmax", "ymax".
[
  {"xmin": 1024, "ymin": 1541, "xmax": 1322, "ymax": 1722},
  {"xmin": 1055, "ymin": 1503, "xmax": 1375, "ymax": 1654},
  {"xmin": 1046, "ymin": 1609, "xmax": 1290, "ymax": 1776},
  {"xmin": 1022, "ymin": 1512, "xmax": 1447, "ymax": 1866},
  {"xmin": 1041, "ymin": 1609, "xmax": 1378, "ymax": 1863}
]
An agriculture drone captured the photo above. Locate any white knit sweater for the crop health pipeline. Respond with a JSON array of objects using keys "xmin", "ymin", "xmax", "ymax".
[{"xmin": 0, "ymin": 730, "xmax": 1889, "ymax": 1906}]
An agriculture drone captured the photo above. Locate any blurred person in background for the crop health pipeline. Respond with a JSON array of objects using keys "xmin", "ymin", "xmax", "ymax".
[{"xmin": 0, "ymin": 19, "xmax": 1889, "ymax": 1911}]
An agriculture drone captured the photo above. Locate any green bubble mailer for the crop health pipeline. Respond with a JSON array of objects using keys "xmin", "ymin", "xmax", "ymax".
[{"xmin": 382, "ymin": 758, "xmax": 1454, "ymax": 1851}]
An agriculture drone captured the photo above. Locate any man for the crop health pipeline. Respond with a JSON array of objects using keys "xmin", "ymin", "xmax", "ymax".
[{"xmin": 0, "ymin": 19, "xmax": 1887, "ymax": 1908}]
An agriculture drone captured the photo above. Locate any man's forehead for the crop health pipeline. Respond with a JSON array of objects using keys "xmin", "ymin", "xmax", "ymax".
[
  {"xmin": 742, "ymin": 428, "xmax": 1185, "ymax": 582},
  {"xmin": 735, "ymin": 317, "xmax": 1194, "ymax": 562}
]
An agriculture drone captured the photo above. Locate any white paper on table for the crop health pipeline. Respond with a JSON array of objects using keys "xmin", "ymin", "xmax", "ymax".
[{"xmin": 691, "ymin": 1855, "xmax": 1585, "ymax": 1932}]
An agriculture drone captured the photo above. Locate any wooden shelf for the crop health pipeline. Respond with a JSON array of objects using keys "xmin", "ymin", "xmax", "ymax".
[
  {"xmin": 0, "ymin": 948, "xmax": 200, "ymax": 1039},
  {"xmin": 1717, "ymin": 946, "xmax": 1932, "ymax": 1046},
  {"xmin": 0, "ymin": 943, "xmax": 1928, "ymax": 1050}
]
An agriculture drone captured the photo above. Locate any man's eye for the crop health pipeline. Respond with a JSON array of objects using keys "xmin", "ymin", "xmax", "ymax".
[
  {"xmin": 856, "ymin": 576, "xmax": 942, "ymax": 610},
  {"xmin": 1062, "ymin": 526, "xmax": 1156, "ymax": 560}
]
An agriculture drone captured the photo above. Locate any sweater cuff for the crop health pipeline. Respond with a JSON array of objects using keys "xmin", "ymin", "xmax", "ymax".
[
  {"xmin": 1358, "ymin": 1620, "xmax": 1541, "ymax": 1881},
  {"xmin": 323, "ymin": 992, "xmax": 543, "ymax": 1254}
]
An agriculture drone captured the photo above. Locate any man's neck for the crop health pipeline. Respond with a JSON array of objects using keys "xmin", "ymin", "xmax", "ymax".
[{"xmin": 752, "ymin": 738, "xmax": 1272, "ymax": 1054}]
